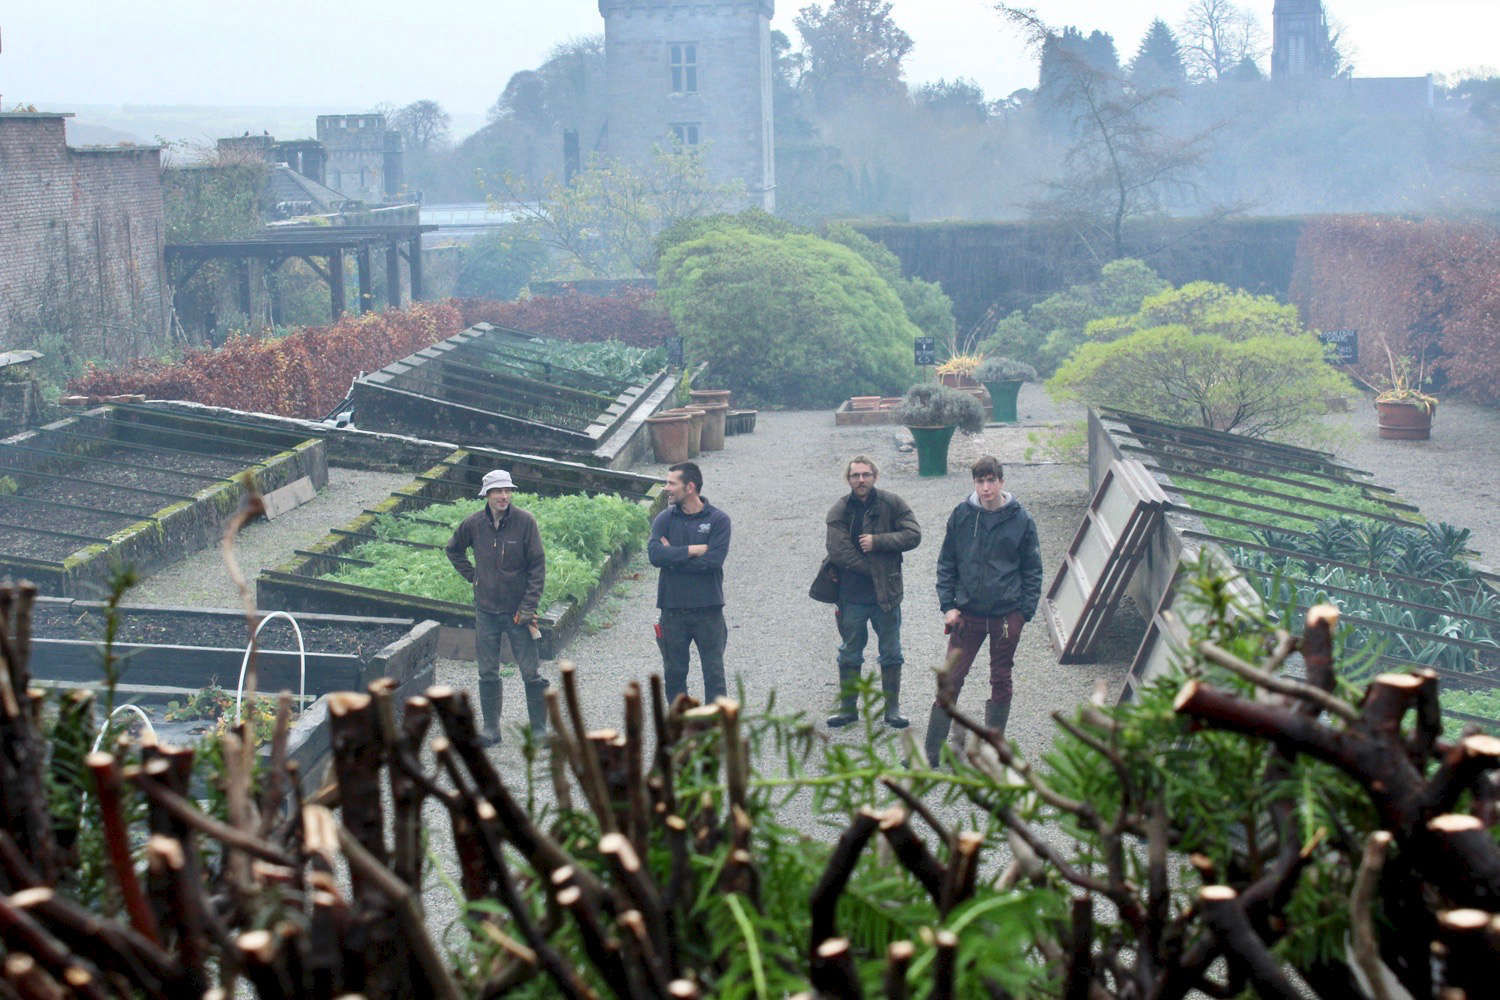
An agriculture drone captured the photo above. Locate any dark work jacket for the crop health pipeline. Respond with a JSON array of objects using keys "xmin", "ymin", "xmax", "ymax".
[
  {"xmin": 824, "ymin": 488, "xmax": 920, "ymax": 613},
  {"xmin": 648, "ymin": 498, "xmax": 731, "ymax": 609},
  {"xmin": 936, "ymin": 493, "xmax": 1043, "ymax": 619},
  {"xmin": 445, "ymin": 505, "xmax": 546, "ymax": 617}
]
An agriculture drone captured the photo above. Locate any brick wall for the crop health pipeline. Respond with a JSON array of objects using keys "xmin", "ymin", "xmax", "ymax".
[
  {"xmin": 0, "ymin": 114, "xmax": 169, "ymax": 361},
  {"xmin": 600, "ymin": 0, "xmax": 775, "ymax": 211}
]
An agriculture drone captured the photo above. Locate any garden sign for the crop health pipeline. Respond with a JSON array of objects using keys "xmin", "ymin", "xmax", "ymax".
[
  {"xmin": 914, "ymin": 337, "xmax": 936, "ymax": 367},
  {"xmin": 1318, "ymin": 329, "xmax": 1358, "ymax": 365}
]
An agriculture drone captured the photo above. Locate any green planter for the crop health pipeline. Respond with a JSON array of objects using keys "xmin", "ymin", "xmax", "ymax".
[
  {"xmin": 983, "ymin": 380, "xmax": 1024, "ymax": 423},
  {"xmin": 909, "ymin": 425, "xmax": 957, "ymax": 477}
]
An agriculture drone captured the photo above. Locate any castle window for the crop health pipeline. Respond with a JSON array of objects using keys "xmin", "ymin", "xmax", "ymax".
[
  {"xmin": 670, "ymin": 123, "xmax": 701, "ymax": 147},
  {"xmin": 670, "ymin": 43, "xmax": 698, "ymax": 93}
]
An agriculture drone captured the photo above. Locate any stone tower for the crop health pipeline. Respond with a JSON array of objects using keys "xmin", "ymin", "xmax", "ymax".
[
  {"xmin": 598, "ymin": 0, "xmax": 775, "ymax": 211},
  {"xmin": 1272, "ymin": 0, "xmax": 1335, "ymax": 80}
]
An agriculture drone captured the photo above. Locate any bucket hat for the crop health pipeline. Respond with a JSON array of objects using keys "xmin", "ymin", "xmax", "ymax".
[{"xmin": 477, "ymin": 469, "xmax": 516, "ymax": 496}]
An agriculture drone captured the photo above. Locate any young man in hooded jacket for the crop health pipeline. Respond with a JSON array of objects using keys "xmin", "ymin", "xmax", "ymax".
[
  {"xmin": 648, "ymin": 461, "xmax": 732, "ymax": 704},
  {"xmin": 925, "ymin": 455, "xmax": 1043, "ymax": 765}
]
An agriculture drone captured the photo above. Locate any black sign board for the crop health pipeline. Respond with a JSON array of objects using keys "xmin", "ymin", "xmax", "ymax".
[
  {"xmin": 667, "ymin": 336, "xmax": 685, "ymax": 368},
  {"xmin": 914, "ymin": 337, "xmax": 936, "ymax": 367},
  {"xmin": 1319, "ymin": 329, "xmax": 1358, "ymax": 365}
]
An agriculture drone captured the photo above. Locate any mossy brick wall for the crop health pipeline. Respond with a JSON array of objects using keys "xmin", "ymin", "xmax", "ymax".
[
  {"xmin": 855, "ymin": 217, "xmax": 1307, "ymax": 330},
  {"xmin": 0, "ymin": 115, "xmax": 169, "ymax": 360}
]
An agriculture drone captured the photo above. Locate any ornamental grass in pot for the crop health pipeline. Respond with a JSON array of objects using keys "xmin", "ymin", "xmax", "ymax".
[{"xmin": 898, "ymin": 383, "xmax": 986, "ymax": 477}]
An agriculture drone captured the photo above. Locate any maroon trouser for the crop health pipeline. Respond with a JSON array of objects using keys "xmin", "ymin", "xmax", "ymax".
[{"xmin": 935, "ymin": 610, "xmax": 1024, "ymax": 705}]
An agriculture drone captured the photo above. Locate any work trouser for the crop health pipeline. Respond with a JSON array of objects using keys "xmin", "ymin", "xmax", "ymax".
[
  {"xmin": 835, "ymin": 602, "xmax": 903, "ymax": 670},
  {"xmin": 659, "ymin": 606, "xmax": 728, "ymax": 704},
  {"xmin": 475, "ymin": 608, "xmax": 543, "ymax": 686},
  {"xmin": 936, "ymin": 610, "xmax": 1024, "ymax": 705}
]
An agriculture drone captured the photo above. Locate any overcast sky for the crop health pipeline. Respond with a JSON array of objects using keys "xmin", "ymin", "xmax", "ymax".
[{"xmin": 4, "ymin": 1, "xmax": 1496, "ymax": 119}]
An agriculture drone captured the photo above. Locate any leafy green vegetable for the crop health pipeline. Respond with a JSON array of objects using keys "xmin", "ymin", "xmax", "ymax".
[{"xmin": 322, "ymin": 492, "xmax": 648, "ymax": 610}]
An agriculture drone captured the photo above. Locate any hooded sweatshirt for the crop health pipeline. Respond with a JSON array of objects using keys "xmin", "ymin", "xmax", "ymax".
[
  {"xmin": 935, "ymin": 491, "xmax": 1043, "ymax": 619},
  {"xmin": 648, "ymin": 498, "xmax": 732, "ymax": 609}
]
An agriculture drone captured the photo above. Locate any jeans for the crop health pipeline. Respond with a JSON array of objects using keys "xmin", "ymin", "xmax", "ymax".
[
  {"xmin": 835, "ymin": 602, "xmax": 903, "ymax": 670},
  {"xmin": 659, "ymin": 606, "xmax": 728, "ymax": 704},
  {"xmin": 475, "ymin": 608, "xmax": 543, "ymax": 687},
  {"xmin": 936, "ymin": 611, "xmax": 1024, "ymax": 705}
]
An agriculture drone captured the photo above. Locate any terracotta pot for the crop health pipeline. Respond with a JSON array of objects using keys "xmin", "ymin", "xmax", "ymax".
[
  {"xmin": 938, "ymin": 372, "xmax": 979, "ymax": 389},
  {"xmin": 676, "ymin": 406, "xmax": 705, "ymax": 456},
  {"xmin": 1375, "ymin": 399, "xmax": 1435, "ymax": 440},
  {"xmin": 689, "ymin": 388, "xmax": 732, "ymax": 408},
  {"xmin": 695, "ymin": 401, "xmax": 729, "ymax": 451},
  {"xmin": 646, "ymin": 412, "xmax": 692, "ymax": 464}
]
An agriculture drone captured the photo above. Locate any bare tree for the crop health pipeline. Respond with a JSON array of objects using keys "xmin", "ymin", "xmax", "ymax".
[
  {"xmin": 392, "ymin": 100, "xmax": 451, "ymax": 153},
  {"xmin": 996, "ymin": 5, "xmax": 1223, "ymax": 261},
  {"xmin": 1177, "ymin": 0, "xmax": 1266, "ymax": 83}
]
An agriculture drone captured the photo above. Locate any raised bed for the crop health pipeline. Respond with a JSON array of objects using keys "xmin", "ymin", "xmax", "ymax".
[
  {"xmin": 1092, "ymin": 407, "xmax": 1500, "ymax": 732},
  {"xmin": 27, "ymin": 598, "xmax": 439, "ymax": 793},
  {"xmin": 834, "ymin": 396, "xmax": 903, "ymax": 426},
  {"xmin": 257, "ymin": 447, "xmax": 663, "ymax": 659},
  {"xmin": 350, "ymin": 323, "xmax": 672, "ymax": 464},
  {"xmin": 0, "ymin": 404, "xmax": 325, "ymax": 596}
]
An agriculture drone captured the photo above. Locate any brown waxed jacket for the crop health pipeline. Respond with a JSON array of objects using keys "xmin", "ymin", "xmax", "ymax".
[
  {"xmin": 824, "ymin": 488, "xmax": 920, "ymax": 612},
  {"xmin": 445, "ymin": 505, "xmax": 546, "ymax": 617}
]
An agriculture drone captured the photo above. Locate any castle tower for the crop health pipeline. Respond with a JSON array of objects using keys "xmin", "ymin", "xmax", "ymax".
[
  {"xmin": 1272, "ymin": 0, "xmax": 1334, "ymax": 80},
  {"xmin": 598, "ymin": 0, "xmax": 775, "ymax": 211}
]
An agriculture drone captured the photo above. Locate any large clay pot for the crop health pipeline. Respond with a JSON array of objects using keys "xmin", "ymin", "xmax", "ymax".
[
  {"xmin": 676, "ymin": 407, "xmax": 704, "ymax": 456},
  {"xmin": 695, "ymin": 401, "xmax": 729, "ymax": 451},
  {"xmin": 646, "ymin": 412, "xmax": 692, "ymax": 464},
  {"xmin": 983, "ymin": 380, "xmax": 1024, "ymax": 423},
  {"xmin": 1376, "ymin": 399, "xmax": 1435, "ymax": 440},
  {"xmin": 908, "ymin": 425, "xmax": 957, "ymax": 477},
  {"xmin": 689, "ymin": 388, "xmax": 732, "ymax": 409}
]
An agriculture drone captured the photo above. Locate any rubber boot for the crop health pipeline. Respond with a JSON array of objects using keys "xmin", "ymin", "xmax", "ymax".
[
  {"xmin": 826, "ymin": 663, "xmax": 860, "ymax": 728},
  {"xmin": 923, "ymin": 703, "xmax": 951, "ymax": 767},
  {"xmin": 478, "ymin": 677, "xmax": 502, "ymax": 747},
  {"xmin": 880, "ymin": 665, "xmax": 909, "ymax": 729},
  {"xmin": 524, "ymin": 679, "xmax": 549, "ymax": 739},
  {"xmin": 985, "ymin": 697, "xmax": 1011, "ymax": 737}
]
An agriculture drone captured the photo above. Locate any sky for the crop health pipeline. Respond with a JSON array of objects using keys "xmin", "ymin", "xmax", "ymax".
[{"xmin": 4, "ymin": 0, "xmax": 1497, "ymax": 123}]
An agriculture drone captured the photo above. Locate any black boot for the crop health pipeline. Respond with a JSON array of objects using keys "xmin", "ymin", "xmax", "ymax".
[
  {"xmin": 524, "ymin": 679, "xmax": 549, "ymax": 739},
  {"xmin": 985, "ymin": 697, "xmax": 1011, "ymax": 737},
  {"xmin": 478, "ymin": 677, "xmax": 502, "ymax": 747},
  {"xmin": 826, "ymin": 663, "xmax": 860, "ymax": 728},
  {"xmin": 923, "ymin": 703, "xmax": 951, "ymax": 767},
  {"xmin": 880, "ymin": 664, "xmax": 909, "ymax": 729}
]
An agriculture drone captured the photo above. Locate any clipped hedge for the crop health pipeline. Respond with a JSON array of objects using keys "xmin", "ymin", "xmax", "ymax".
[{"xmin": 69, "ymin": 302, "xmax": 466, "ymax": 418}]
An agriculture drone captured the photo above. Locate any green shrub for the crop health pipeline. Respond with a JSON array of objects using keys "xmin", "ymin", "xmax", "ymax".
[
  {"xmin": 455, "ymin": 234, "xmax": 547, "ymax": 300},
  {"xmin": 1047, "ymin": 326, "xmax": 1348, "ymax": 440},
  {"xmin": 657, "ymin": 227, "xmax": 918, "ymax": 407},
  {"xmin": 983, "ymin": 258, "xmax": 1168, "ymax": 374}
]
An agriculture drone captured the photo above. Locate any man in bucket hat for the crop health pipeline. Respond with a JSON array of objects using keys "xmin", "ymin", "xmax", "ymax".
[{"xmin": 445, "ymin": 468, "xmax": 548, "ymax": 745}]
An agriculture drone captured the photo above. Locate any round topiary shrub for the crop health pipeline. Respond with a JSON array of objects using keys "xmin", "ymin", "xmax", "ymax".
[{"xmin": 656, "ymin": 227, "xmax": 918, "ymax": 407}]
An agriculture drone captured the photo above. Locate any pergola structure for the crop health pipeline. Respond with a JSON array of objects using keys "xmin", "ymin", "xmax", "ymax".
[{"xmin": 164, "ymin": 224, "xmax": 436, "ymax": 322}]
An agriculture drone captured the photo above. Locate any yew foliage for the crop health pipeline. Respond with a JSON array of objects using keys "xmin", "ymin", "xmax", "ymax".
[{"xmin": 69, "ymin": 303, "xmax": 466, "ymax": 418}]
